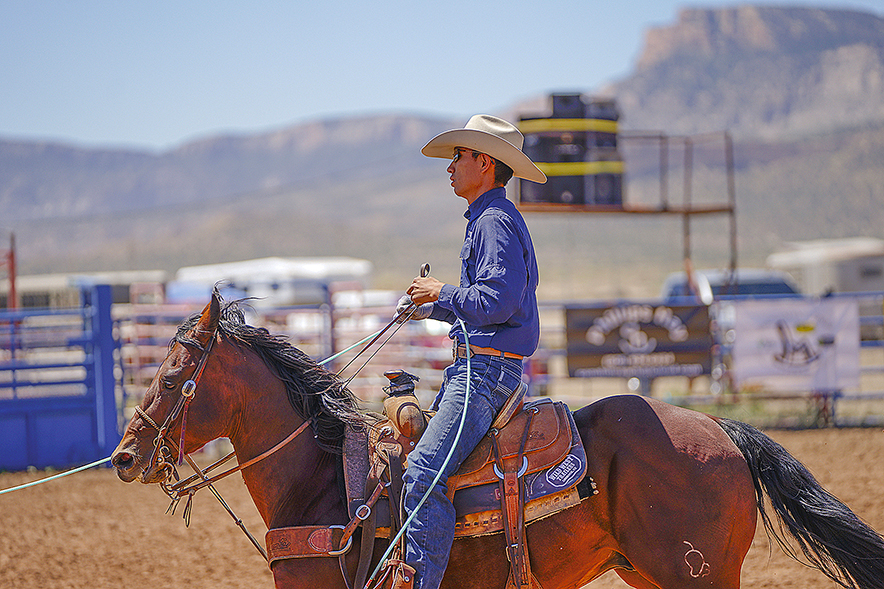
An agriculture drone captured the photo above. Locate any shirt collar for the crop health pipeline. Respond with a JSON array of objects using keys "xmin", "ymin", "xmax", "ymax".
[{"xmin": 464, "ymin": 187, "xmax": 506, "ymax": 220}]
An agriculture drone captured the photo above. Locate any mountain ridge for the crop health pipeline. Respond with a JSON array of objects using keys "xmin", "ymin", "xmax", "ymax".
[{"xmin": 610, "ymin": 5, "xmax": 884, "ymax": 138}]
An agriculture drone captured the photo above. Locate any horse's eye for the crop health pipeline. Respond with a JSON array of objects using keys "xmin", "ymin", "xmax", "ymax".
[{"xmin": 162, "ymin": 378, "xmax": 177, "ymax": 390}]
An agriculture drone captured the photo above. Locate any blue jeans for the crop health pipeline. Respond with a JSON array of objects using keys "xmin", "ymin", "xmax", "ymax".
[{"xmin": 403, "ymin": 352, "xmax": 524, "ymax": 589}]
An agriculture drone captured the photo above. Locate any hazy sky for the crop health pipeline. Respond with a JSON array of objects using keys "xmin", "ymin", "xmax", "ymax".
[{"xmin": 2, "ymin": 1, "xmax": 882, "ymax": 151}]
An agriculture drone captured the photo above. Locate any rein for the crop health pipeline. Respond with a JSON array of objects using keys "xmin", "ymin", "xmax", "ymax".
[{"xmin": 172, "ymin": 420, "xmax": 312, "ymax": 495}]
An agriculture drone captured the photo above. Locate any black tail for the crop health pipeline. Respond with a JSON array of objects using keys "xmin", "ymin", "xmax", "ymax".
[{"xmin": 717, "ymin": 418, "xmax": 884, "ymax": 589}]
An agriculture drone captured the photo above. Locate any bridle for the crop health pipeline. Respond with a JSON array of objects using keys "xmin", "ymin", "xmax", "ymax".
[
  {"xmin": 137, "ymin": 328, "xmax": 216, "ymax": 483},
  {"xmin": 132, "ymin": 326, "xmax": 312, "ymax": 560}
]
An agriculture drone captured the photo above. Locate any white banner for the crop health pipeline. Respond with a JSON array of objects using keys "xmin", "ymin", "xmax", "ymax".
[{"xmin": 729, "ymin": 298, "xmax": 860, "ymax": 392}]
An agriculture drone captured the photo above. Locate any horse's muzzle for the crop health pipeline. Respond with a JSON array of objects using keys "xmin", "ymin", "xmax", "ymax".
[
  {"xmin": 111, "ymin": 448, "xmax": 141, "ymax": 482},
  {"xmin": 111, "ymin": 444, "xmax": 168, "ymax": 484}
]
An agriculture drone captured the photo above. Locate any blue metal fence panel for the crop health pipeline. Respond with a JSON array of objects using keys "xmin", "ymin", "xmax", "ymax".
[{"xmin": 0, "ymin": 285, "xmax": 122, "ymax": 470}]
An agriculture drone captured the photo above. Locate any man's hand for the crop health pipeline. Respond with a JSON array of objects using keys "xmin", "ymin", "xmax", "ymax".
[
  {"xmin": 394, "ymin": 295, "xmax": 433, "ymax": 323},
  {"xmin": 407, "ymin": 276, "xmax": 444, "ymax": 305}
]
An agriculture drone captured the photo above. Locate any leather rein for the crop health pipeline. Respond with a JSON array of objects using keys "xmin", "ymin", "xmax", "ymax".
[{"xmin": 133, "ymin": 327, "xmax": 313, "ymax": 561}]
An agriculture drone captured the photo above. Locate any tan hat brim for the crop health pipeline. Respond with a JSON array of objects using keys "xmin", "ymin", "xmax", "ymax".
[{"xmin": 422, "ymin": 129, "xmax": 547, "ymax": 184}]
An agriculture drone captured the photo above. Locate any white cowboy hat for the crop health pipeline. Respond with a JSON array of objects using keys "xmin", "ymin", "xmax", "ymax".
[{"xmin": 421, "ymin": 114, "xmax": 547, "ymax": 184}]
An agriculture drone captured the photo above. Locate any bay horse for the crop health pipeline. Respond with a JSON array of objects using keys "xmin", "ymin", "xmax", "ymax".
[{"xmin": 112, "ymin": 292, "xmax": 884, "ymax": 589}]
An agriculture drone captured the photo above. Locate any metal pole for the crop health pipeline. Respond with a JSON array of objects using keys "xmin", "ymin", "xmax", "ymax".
[
  {"xmin": 660, "ymin": 134, "xmax": 668, "ymax": 209},
  {"xmin": 682, "ymin": 137, "xmax": 693, "ymax": 263},
  {"xmin": 724, "ymin": 131, "xmax": 738, "ymax": 274},
  {"xmin": 91, "ymin": 284, "xmax": 121, "ymax": 453},
  {"xmin": 323, "ymin": 283, "xmax": 336, "ymax": 371},
  {"xmin": 4, "ymin": 232, "xmax": 18, "ymax": 398},
  {"xmin": 4, "ymin": 232, "xmax": 15, "ymax": 310}
]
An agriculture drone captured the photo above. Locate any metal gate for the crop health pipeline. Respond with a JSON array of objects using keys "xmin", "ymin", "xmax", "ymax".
[{"xmin": 0, "ymin": 285, "xmax": 121, "ymax": 470}]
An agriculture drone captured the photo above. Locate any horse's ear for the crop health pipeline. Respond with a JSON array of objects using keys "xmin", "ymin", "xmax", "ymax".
[{"xmin": 194, "ymin": 290, "xmax": 221, "ymax": 346}]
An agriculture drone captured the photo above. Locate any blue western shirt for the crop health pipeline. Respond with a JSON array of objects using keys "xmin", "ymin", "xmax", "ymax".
[{"xmin": 428, "ymin": 187, "xmax": 540, "ymax": 357}]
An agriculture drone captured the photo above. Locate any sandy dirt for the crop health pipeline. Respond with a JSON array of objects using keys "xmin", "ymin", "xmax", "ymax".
[{"xmin": 1, "ymin": 427, "xmax": 882, "ymax": 589}]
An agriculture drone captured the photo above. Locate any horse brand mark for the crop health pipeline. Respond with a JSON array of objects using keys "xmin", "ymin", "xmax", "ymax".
[
  {"xmin": 545, "ymin": 454, "xmax": 582, "ymax": 488},
  {"xmin": 683, "ymin": 541, "xmax": 711, "ymax": 578}
]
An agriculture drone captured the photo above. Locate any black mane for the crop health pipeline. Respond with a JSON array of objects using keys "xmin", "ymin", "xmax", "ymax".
[{"xmin": 175, "ymin": 297, "xmax": 366, "ymax": 454}]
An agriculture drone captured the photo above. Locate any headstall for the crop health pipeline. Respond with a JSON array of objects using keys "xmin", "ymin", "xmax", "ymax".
[{"xmin": 138, "ymin": 327, "xmax": 217, "ymax": 486}]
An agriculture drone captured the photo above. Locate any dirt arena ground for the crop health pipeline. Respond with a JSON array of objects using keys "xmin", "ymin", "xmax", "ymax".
[{"xmin": 1, "ymin": 427, "xmax": 882, "ymax": 589}]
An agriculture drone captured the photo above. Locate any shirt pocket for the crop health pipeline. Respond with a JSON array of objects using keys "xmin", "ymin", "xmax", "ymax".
[{"xmin": 459, "ymin": 235, "xmax": 474, "ymax": 286}]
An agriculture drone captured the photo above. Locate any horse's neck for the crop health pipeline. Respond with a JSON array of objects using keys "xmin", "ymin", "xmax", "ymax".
[{"xmin": 230, "ymin": 390, "xmax": 345, "ymax": 530}]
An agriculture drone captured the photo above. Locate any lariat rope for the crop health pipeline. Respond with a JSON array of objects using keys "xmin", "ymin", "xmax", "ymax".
[{"xmin": 0, "ymin": 456, "xmax": 111, "ymax": 496}]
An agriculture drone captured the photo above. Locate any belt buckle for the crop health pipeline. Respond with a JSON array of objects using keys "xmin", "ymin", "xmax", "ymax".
[{"xmin": 453, "ymin": 343, "xmax": 474, "ymax": 360}]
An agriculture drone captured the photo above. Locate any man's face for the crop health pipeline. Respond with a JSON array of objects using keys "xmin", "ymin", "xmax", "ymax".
[{"xmin": 447, "ymin": 147, "xmax": 486, "ymax": 201}]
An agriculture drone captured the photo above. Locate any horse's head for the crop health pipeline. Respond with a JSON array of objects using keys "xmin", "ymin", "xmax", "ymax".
[{"xmin": 112, "ymin": 292, "xmax": 232, "ymax": 484}]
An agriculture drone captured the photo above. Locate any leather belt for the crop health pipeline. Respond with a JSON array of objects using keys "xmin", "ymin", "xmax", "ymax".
[{"xmin": 454, "ymin": 343, "xmax": 524, "ymax": 361}]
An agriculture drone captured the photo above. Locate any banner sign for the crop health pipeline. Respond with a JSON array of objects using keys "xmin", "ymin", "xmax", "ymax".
[
  {"xmin": 729, "ymin": 298, "xmax": 860, "ymax": 392},
  {"xmin": 565, "ymin": 304, "xmax": 712, "ymax": 378}
]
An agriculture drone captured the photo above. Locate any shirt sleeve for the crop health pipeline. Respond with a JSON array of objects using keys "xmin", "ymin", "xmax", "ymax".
[
  {"xmin": 428, "ymin": 301, "xmax": 457, "ymax": 324},
  {"xmin": 436, "ymin": 212, "xmax": 527, "ymax": 326}
]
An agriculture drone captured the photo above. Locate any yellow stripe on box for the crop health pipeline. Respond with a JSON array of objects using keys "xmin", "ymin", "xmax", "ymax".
[
  {"xmin": 536, "ymin": 160, "xmax": 625, "ymax": 177},
  {"xmin": 519, "ymin": 118, "xmax": 619, "ymax": 134}
]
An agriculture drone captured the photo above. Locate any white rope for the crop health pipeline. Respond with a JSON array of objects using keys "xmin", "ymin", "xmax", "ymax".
[{"xmin": 0, "ymin": 456, "xmax": 111, "ymax": 496}]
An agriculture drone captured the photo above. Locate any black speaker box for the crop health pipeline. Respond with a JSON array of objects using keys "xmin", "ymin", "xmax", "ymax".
[
  {"xmin": 551, "ymin": 93, "xmax": 586, "ymax": 119},
  {"xmin": 586, "ymin": 99, "xmax": 619, "ymax": 121}
]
